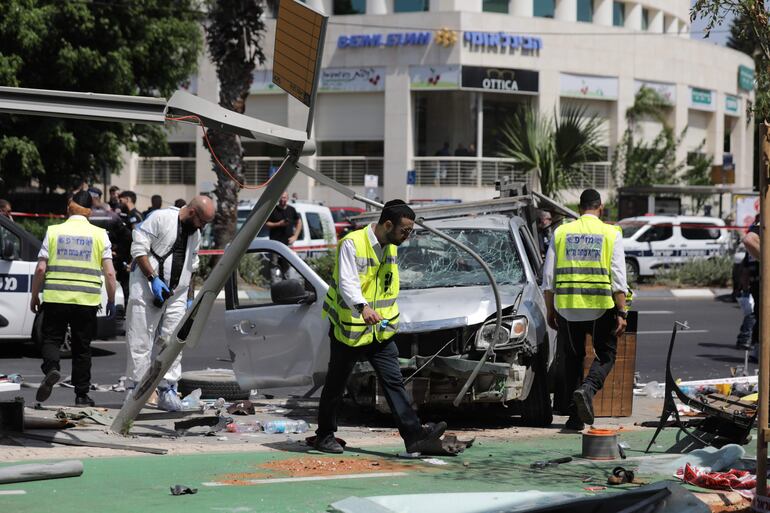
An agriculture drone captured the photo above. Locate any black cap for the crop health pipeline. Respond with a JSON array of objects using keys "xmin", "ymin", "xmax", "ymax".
[
  {"xmin": 579, "ymin": 188, "xmax": 601, "ymax": 207},
  {"xmin": 71, "ymin": 190, "xmax": 93, "ymax": 209}
]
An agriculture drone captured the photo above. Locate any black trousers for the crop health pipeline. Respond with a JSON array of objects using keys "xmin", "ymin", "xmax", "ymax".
[
  {"xmin": 316, "ymin": 328, "xmax": 422, "ymax": 443},
  {"xmin": 117, "ymin": 267, "xmax": 130, "ymax": 309},
  {"xmin": 556, "ymin": 309, "xmax": 618, "ymax": 418},
  {"xmin": 40, "ymin": 302, "xmax": 97, "ymax": 396}
]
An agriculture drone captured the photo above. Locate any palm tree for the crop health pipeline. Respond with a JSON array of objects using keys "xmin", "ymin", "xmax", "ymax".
[
  {"xmin": 498, "ymin": 104, "xmax": 604, "ymax": 198},
  {"xmin": 204, "ymin": 0, "xmax": 266, "ymax": 250}
]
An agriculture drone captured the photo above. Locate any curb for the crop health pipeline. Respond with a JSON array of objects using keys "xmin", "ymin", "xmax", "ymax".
[{"xmin": 635, "ymin": 288, "xmax": 732, "ymax": 299}]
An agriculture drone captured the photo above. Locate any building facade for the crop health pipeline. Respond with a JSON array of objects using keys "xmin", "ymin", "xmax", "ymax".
[{"xmin": 114, "ymin": 0, "xmax": 755, "ymax": 210}]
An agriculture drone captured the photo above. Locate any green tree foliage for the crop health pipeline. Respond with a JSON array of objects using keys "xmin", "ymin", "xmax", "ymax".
[
  {"xmin": 498, "ymin": 104, "xmax": 604, "ymax": 198},
  {"xmin": 693, "ymin": 1, "xmax": 768, "ymax": 119},
  {"xmin": 204, "ymin": 0, "xmax": 266, "ymax": 250},
  {"xmin": 0, "ymin": 0, "xmax": 202, "ymax": 192}
]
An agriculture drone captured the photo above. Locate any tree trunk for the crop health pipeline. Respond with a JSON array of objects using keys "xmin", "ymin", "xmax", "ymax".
[{"xmin": 757, "ymin": 120, "xmax": 770, "ymax": 496}]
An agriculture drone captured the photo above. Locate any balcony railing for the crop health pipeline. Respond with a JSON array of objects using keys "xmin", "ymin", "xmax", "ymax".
[
  {"xmin": 314, "ymin": 157, "xmax": 384, "ymax": 187},
  {"xmin": 137, "ymin": 157, "xmax": 196, "ymax": 185},
  {"xmin": 567, "ymin": 162, "xmax": 612, "ymax": 189},
  {"xmin": 243, "ymin": 157, "xmax": 286, "ymax": 185},
  {"xmin": 412, "ymin": 157, "xmax": 528, "ymax": 187}
]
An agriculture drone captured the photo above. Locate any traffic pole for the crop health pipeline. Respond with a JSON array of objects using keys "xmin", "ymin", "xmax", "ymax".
[{"xmin": 758, "ymin": 121, "xmax": 770, "ymax": 497}]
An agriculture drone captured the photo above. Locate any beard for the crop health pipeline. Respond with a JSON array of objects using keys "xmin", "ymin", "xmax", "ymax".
[
  {"xmin": 181, "ymin": 218, "xmax": 198, "ymax": 236},
  {"xmin": 385, "ymin": 228, "xmax": 403, "ymax": 247}
]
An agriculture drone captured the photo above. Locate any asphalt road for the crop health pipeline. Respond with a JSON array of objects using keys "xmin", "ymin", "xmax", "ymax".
[{"xmin": 0, "ymin": 295, "xmax": 752, "ymax": 407}]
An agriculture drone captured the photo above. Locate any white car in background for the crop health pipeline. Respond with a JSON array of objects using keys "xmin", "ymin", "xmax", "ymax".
[
  {"xmin": 236, "ymin": 200, "xmax": 337, "ymax": 259},
  {"xmin": 619, "ymin": 215, "xmax": 729, "ymax": 281},
  {"xmin": 0, "ymin": 214, "xmax": 121, "ymax": 354}
]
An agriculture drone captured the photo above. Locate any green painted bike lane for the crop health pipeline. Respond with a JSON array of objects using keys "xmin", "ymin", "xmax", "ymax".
[{"xmin": 0, "ymin": 429, "xmax": 753, "ymax": 513}]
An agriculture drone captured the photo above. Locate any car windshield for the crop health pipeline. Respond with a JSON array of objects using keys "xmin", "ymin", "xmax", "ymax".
[
  {"xmin": 331, "ymin": 209, "xmax": 360, "ymax": 222},
  {"xmin": 237, "ymin": 209, "xmax": 269, "ymax": 237},
  {"xmin": 398, "ymin": 228, "xmax": 525, "ymax": 289},
  {"xmin": 619, "ymin": 222, "xmax": 645, "ymax": 238}
]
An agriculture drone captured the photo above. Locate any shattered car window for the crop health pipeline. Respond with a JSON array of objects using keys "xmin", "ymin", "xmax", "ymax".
[
  {"xmin": 398, "ymin": 229, "xmax": 525, "ymax": 289},
  {"xmin": 619, "ymin": 222, "xmax": 644, "ymax": 239}
]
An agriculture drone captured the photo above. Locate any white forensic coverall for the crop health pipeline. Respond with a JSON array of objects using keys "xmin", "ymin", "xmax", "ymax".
[{"xmin": 125, "ymin": 207, "xmax": 200, "ymax": 386}]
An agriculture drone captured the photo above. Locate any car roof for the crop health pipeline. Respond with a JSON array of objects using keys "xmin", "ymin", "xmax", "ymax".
[
  {"xmin": 619, "ymin": 215, "xmax": 726, "ymax": 225},
  {"xmin": 418, "ymin": 214, "xmax": 512, "ymax": 230},
  {"xmin": 238, "ymin": 202, "xmax": 332, "ymax": 214},
  {"xmin": 330, "ymin": 206, "xmax": 364, "ymax": 212}
]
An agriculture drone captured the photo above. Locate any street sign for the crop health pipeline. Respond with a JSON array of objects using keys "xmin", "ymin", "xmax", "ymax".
[
  {"xmin": 272, "ymin": 0, "xmax": 327, "ymax": 112},
  {"xmin": 364, "ymin": 174, "xmax": 379, "ymax": 188}
]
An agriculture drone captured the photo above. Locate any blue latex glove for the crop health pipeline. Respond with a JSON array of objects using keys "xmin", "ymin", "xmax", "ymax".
[
  {"xmin": 105, "ymin": 301, "xmax": 116, "ymax": 319},
  {"xmin": 186, "ymin": 298, "xmax": 193, "ymax": 310},
  {"xmin": 150, "ymin": 277, "xmax": 170, "ymax": 303}
]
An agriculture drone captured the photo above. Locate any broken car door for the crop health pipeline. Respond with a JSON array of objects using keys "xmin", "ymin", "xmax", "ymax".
[{"xmin": 224, "ymin": 240, "xmax": 330, "ymax": 391}]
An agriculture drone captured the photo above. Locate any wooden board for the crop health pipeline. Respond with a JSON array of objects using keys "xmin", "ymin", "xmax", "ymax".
[
  {"xmin": 272, "ymin": 0, "xmax": 326, "ymax": 107},
  {"xmin": 583, "ymin": 311, "xmax": 638, "ymax": 417}
]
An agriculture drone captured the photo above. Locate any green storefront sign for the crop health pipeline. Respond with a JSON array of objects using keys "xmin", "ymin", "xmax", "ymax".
[
  {"xmin": 739, "ymin": 65, "xmax": 754, "ymax": 91},
  {"xmin": 726, "ymin": 95, "xmax": 740, "ymax": 114},
  {"xmin": 691, "ymin": 88, "xmax": 712, "ymax": 107}
]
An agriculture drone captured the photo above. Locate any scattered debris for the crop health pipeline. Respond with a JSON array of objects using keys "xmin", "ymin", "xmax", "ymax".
[
  {"xmin": 676, "ymin": 463, "xmax": 756, "ymax": 494},
  {"xmin": 530, "ymin": 457, "xmax": 572, "ymax": 469},
  {"xmin": 607, "ymin": 466, "xmax": 635, "ymax": 485},
  {"xmin": 17, "ymin": 431, "xmax": 167, "ymax": 454},
  {"xmin": 226, "ymin": 400, "xmax": 256, "ymax": 415},
  {"xmin": 169, "ymin": 484, "xmax": 198, "ymax": 496},
  {"xmin": 0, "ymin": 460, "xmax": 83, "ymax": 484},
  {"xmin": 174, "ymin": 415, "xmax": 231, "ymax": 435},
  {"xmin": 584, "ymin": 486, "xmax": 607, "ymax": 492},
  {"xmin": 259, "ymin": 457, "xmax": 413, "ymax": 477},
  {"xmin": 422, "ymin": 458, "xmax": 448, "ymax": 465},
  {"xmin": 23, "ymin": 417, "xmax": 74, "ymax": 430}
]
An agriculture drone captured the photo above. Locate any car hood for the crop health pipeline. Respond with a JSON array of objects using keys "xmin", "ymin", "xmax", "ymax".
[{"xmin": 396, "ymin": 285, "xmax": 522, "ymax": 333}]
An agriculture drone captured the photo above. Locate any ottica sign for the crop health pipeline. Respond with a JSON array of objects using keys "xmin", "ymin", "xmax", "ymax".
[
  {"xmin": 338, "ymin": 32, "xmax": 431, "ymax": 49},
  {"xmin": 463, "ymin": 32, "xmax": 543, "ymax": 51}
]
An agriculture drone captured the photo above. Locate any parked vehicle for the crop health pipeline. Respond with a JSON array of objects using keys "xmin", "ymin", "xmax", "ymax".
[
  {"xmin": 619, "ymin": 215, "xmax": 729, "ymax": 282},
  {"xmin": 0, "ymin": 215, "xmax": 122, "ymax": 353},
  {"xmin": 236, "ymin": 200, "xmax": 337, "ymax": 259},
  {"xmin": 329, "ymin": 206, "xmax": 365, "ymax": 238},
  {"xmin": 223, "ymin": 196, "xmax": 567, "ymax": 426}
]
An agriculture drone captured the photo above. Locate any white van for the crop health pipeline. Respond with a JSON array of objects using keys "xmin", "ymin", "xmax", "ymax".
[
  {"xmin": 619, "ymin": 215, "xmax": 729, "ymax": 281},
  {"xmin": 237, "ymin": 200, "xmax": 337, "ymax": 259}
]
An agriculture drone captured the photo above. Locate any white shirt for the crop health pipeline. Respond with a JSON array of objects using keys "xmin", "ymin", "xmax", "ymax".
[
  {"xmin": 38, "ymin": 215, "xmax": 112, "ymax": 261},
  {"xmin": 542, "ymin": 214, "xmax": 628, "ymax": 321},
  {"xmin": 130, "ymin": 207, "xmax": 200, "ymax": 290},
  {"xmin": 338, "ymin": 224, "xmax": 383, "ymax": 310}
]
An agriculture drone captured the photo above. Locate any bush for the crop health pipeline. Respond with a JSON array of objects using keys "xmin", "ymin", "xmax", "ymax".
[
  {"xmin": 16, "ymin": 217, "xmax": 61, "ymax": 241},
  {"xmin": 654, "ymin": 256, "xmax": 733, "ymax": 288},
  {"xmin": 306, "ymin": 253, "xmax": 335, "ymax": 284}
]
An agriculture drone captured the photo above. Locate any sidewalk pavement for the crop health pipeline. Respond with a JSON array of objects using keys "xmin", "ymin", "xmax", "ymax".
[{"xmin": 0, "ymin": 395, "xmax": 756, "ymax": 513}]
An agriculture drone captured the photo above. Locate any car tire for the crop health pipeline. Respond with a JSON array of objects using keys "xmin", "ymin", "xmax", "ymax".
[
  {"xmin": 520, "ymin": 350, "xmax": 553, "ymax": 427},
  {"xmin": 31, "ymin": 311, "xmax": 72, "ymax": 358},
  {"xmin": 177, "ymin": 369, "xmax": 250, "ymax": 401},
  {"xmin": 626, "ymin": 258, "xmax": 640, "ymax": 284}
]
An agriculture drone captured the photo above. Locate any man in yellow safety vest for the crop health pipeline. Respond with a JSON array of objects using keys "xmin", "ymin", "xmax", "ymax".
[
  {"xmin": 30, "ymin": 190, "xmax": 117, "ymax": 406},
  {"xmin": 544, "ymin": 189, "xmax": 628, "ymax": 431},
  {"xmin": 314, "ymin": 200, "xmax": 447, "ymax": 454}
]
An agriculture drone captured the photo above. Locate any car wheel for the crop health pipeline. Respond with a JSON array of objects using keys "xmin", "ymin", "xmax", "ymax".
[
  {"xmin": 520, "ymin": 350, "xmax": 553, "ymax": 427},
  {"xmin": 177, "ymin": 369, "xmax": 250, "ymax": 401},
  {"xmin": 625, "ymin": 258, "xmax": 640, "ymax": 284}
]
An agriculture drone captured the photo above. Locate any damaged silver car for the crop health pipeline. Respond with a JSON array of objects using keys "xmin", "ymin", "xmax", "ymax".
[{"xmin": 223, "ymin": 200, "xmax": 562, "ymax": 426}]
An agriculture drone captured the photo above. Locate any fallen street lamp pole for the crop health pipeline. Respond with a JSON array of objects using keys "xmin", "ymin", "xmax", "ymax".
[{"xmin": 110, "ymin": 154, "xmax": 299, "ymax": 434}]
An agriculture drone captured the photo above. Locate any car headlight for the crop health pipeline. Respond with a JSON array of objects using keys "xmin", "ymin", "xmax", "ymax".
[{"xmin": 475, "ymin": 316, "xmax": 529, "ymax": 350}]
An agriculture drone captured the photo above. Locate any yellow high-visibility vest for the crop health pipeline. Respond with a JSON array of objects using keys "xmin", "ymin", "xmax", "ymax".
[
  {"xmin": 43, "ymin": 217, "xmax": 105, "ymax": 306},
  {"xmin": 552, "ymin": 215, "xmax": 619, "ymax": 310},
  {"xmin": 323, "ymin": 227, "xmax": 400, "ymax": 347}
]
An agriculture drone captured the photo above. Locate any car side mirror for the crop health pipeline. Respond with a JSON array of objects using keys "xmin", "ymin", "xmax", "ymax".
[
  {"xmin": 1, "ymin": 240, "xmax": 16, "ymax": 260},
  {"xmin": 271, "ymin": 279, "xmax": 316, "ymax": 305}
]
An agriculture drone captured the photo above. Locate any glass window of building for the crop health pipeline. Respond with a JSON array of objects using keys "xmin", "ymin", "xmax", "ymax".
[
  {"xmin": 334, "ymin": 0, "xmax": 365, "ymax": 15},
  {"xmin": 641, "ymin": 8, "xmax": 650, "ymax": 30},
  {"xmin": 482, "ymin": 0, "xmax": 509, "ymax": 13},
  {"xmin": 394, "ymin": 0, "xmax": 428, "ymax": 12},
  {"xmin": 577, "ymin": 0, "xmax": 593, "ymax": 22},
  {"xmin": 613, "ymin": 1, "xmax": 625, "ymax": 26},
  {"xmin": 533, "ymin": 0, "xmax": 555, "ymax": 18}
]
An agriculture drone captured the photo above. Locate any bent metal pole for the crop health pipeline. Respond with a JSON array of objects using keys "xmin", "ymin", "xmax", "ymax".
[
  {"xmin": 295, "ymin": 162, "xmax": 502, "ymax": 407},
  {"xmin": 110, "ymin": 154, "xmax": 299, "ymax": 434}
]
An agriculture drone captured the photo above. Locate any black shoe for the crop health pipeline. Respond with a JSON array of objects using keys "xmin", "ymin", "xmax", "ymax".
[
  {"xmin": 36, "ymin": 370, "xmax": 61, "ymax": 402},
  {"xmin": 313, "ymin": 433, "xmax": 343, "ymax": 454},
  {"xmin": 405, "ymin": 421, "xmax": 448, "ymax": 454},
  {"xmin": 75, "ymin": 394, "xmax": 95, "ymax": 407},
  {"xmin": 563, "ymin": 417, "xmax": 585, "ymax": 432},
  {"xmin": 573, "ymin": 388, "xmax": 595, "ymax": 426}
]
